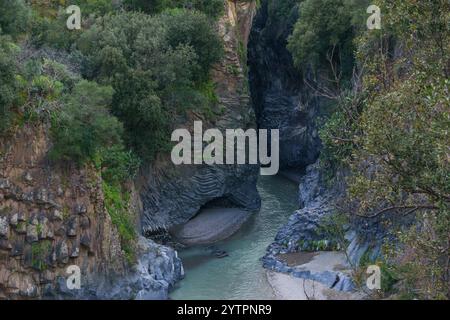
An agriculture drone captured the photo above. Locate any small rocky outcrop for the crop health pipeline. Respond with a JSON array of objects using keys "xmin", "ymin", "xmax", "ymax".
[
  {"xmin": 263, "ymin": 161, "xmax": 417, "ymax": 293},
  {"xmin": 262, "ymin": 163, "xmax": 354, "ymax": 292}
]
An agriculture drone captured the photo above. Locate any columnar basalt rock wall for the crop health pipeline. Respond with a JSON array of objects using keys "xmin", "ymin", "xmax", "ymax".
[{"xmin": 0, "ymin": 124, "xmax": 126, "ymax": 299}]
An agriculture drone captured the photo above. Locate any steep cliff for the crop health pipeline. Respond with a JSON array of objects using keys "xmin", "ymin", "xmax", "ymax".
[
  {"xmin": 248, "ymin": 0, "xmax": 323, "ymax": 170},
  {"xmin": 139, "ymin": 0, "xmax": 261, "ymax": 235},
  {"xmin": 0, "ymin": 123, "xmax": 184, "ymax": 299},
  {"xmin": 0, "ymin": 0, "xmax": 260, "ymax": 299}
]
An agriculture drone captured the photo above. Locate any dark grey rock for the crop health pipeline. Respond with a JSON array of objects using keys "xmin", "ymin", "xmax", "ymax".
[
  {"xmin": 56, "ymin": 240, "xmax": 69, "ymax": 265},
  {"xmin": 248, "ymin": 0, "xmax": 322, "ymax": 169}
]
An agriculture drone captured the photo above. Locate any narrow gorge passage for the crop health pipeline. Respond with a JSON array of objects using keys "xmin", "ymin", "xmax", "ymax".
[{"xmin": 170, "ymin": 175, "xmax": 298, "ymax": 300}]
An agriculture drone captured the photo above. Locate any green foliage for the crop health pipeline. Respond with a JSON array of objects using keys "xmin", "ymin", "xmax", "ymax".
[
  {"xmin": 317, "ymin": 0, "xmax": 450, "ymax": 299},
  {"xmin": 288, "ymin": 0, "xmax": 369, "ymax": 79},
  {"xmin": 160, "ymin": 9, "xmax": 223, "ymax": 82},
  {"xmin": 99, "ymin": 145, "xmax": 141, "ymax": 186},
  {"xmin": 319, "ymin": 212, "xmax": 350, "ymax": 252},
  {"xmin": 31, "ymin": 240, "xmax": 52, "ymax": 271},
  {"xmin": 0, "ymin": 0, "xmax": 31, "ymax": 37},
  {"xmin": 102, "ymin": 182, "xmax": 137, "ymax": 264},
  {"xmin": 123, "ymin": 0, "xmax": 224, "ymax": 19},
  {"xmin": 49, "ymin": 80, "xmax": 121, "ymax": 164},
  {"xmin": 318, "ymin": 90, "xmax": 364, "ymax": 179},
  {"xmin": 30, "ymin": 0, "xmax": 115, "ymax": 17},
  {"xmin": 78, "ymin": 10, "xmax": 222, "ymax": 159},
  {"xmin": 30, "ymin": 10, "xmax": 81, "ymax": 50}
]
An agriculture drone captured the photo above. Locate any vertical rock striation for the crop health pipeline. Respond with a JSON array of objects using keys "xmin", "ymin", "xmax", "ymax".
[{"xmin": 248, "ymin": 0, "xmax": 323, "ymax": 169}]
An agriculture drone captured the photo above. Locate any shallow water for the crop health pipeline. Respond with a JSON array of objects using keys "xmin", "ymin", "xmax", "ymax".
[{"xmin": 170, "ymin": 175, "xmax": 299, "ymax": 300}]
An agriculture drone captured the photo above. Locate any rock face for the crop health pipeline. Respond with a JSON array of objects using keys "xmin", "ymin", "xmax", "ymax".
[
  {"xmin": 262, "ymin": 163, "xmax": 354, "ymax": 292},
  {"xmin": 248, "ymin": 0, "xmax": 323, "ymax": 169},
  {"xmin": 0, "ymin": 124, "xmax": 128, "ymax": 299},
  {"xmin": 0, "ymin": 124, "xmax": 184, "ymax": 300},
  {"xmin": 84, "ymin": 237, "xmax": 184, "ymax": 300},
  {"xmin": 139, "ymin": 1, "xmax": 261, "ymax": 234},
  {"xmin": 263, "ymin": 162, "xmax": 416, "ymax": 292}
]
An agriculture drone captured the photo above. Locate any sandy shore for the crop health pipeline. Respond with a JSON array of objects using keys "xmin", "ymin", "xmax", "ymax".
[
  {"xmin": 267, "ymin": 252, "xmax": 366, "ymax": 300},
  {"xmin": 169, "ymin": 208, "xmax": 252, "ymax": 246}
]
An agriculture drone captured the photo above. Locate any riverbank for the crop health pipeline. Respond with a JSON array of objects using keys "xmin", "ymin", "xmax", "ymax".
[{"xmin": 267, "ymin": 270, "xmax": 366, "ymax": 300}]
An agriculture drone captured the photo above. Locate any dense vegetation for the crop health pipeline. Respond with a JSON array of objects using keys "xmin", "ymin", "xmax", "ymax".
[
  {"xmin": 288, "ymin": 0, "xmax": 449, "ymax": 299},
  {"xmin": 0, "ymin": 0, "xmax": 225, "ymax": 262}
]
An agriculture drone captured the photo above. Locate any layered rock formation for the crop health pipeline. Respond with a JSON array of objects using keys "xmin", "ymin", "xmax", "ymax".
[
  {"xmin": 139, "ymin": 1, "xmax": 261, "ymax": 235},
  {"xmin": 0, "ymin": 0, "xmax": 263, "ymax": 299},
  {"xmin": 262, "ymin": 164, "xmax": 354, "ymax": 292},
  {"xmin": 0, "ymin": 124, "xmax": 184, "ymax": 299}
]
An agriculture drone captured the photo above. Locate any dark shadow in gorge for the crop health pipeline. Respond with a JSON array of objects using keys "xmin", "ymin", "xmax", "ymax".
[{"xmin": 248, "ymin": 0, "xmax": 324, "ymax": 171}]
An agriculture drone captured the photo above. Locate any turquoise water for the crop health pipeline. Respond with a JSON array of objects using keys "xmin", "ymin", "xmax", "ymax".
[{"xmin": 170, "ymin": 175, "xmax": 299, "ymax": 300}]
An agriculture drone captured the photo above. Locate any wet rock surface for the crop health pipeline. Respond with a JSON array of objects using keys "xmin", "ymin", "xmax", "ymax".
[
  {"xmin": 262, "ymin": 163, "xmax": 354, "ymax": 292},
  {"xmin": 262, "ymin": 161, "xmax": 415, "ymax": 293}
]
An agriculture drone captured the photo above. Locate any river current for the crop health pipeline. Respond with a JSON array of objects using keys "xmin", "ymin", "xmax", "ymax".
[{"xmin": 170, "ymin": 175, "xmax": 299, "ymax": 300}]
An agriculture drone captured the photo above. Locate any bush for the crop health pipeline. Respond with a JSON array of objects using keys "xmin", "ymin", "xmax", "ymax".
[
  {"xmin": 30, "ymin": 11, "xmax": 81, "ymax": 50},
  {"xmin": 50, "ymin": 80, "xmax": 121, "ymax": 163},
  {"xmin": 0, "ymin": 36, "xmax": 20, "ymax": 134},
  {"xmin": 123, "ymin": 0, "xmax": 224, "ymax": 19},
  {"xmin": 161, "ymin": 8, "xmax": 223, "ymax": 82},
  {"xmin": 287, "ymin": 0, "xmax": 368, "ymax": 79},
  {"xmin": 78, "ymin": 10, "xmax": 222, "ymax": 159},
  {"xmin": 102, "ymin": 182, "xmax": 137, "ymax": 264},
  {"xmin": 99, "ymin": 145, "xmax": 141, "ymax": 186},
  {"xmin": 0, "ymin": 0, "xmax": 31, "ymax": 37}
]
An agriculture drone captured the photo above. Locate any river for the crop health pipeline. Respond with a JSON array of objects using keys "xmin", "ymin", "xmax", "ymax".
[{"xmin": 170, "ymin": 175, "xmax": 299, "ymax": 300}]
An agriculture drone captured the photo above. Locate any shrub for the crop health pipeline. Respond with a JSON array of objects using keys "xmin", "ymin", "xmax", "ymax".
[
  {"xmin": 50, "ymin": 80, "xmax": 121, "ymax": 164},
  {"xmin": 78, "ymin": 10, "xmax": 222, "ymax": 159},
  {"xmin": 102, "ymin": 182, "xmax": 137, "ymax": 264},
  {"xmin": 0, "ymin": 0, "xmax": 31, "ymax": 37},
  {"xmin": 0, "ymin": 36, "xmax": 20, "ymax": 134},
  {"xmin": 123, "ymin": 0, "xmax": 224, "ymax": 19}
]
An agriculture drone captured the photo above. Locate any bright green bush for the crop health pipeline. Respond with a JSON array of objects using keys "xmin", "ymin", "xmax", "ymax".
[
  {"xmin": 102, "ymin": 182, "xmax": 137, "ymax": 264},
  {"xmin": 288, "ymin": 0, "xmax": 369, "ymax": 79}
]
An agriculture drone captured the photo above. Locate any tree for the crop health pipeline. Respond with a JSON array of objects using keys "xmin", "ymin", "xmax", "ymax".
[
  {"xmin": 50, "ymin": 80, "xmax": 122, "ymax": 164},
  {"xmin": 78, "ymin": 10, "xmax": 222, "ymax": 159},
  {"xmin": 287, "ymin": 0, "xmax": 369, "ymax": 80},
  {"xmin": 0, "ymin": 0, "xmax": 31, "ymax": 38}
]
